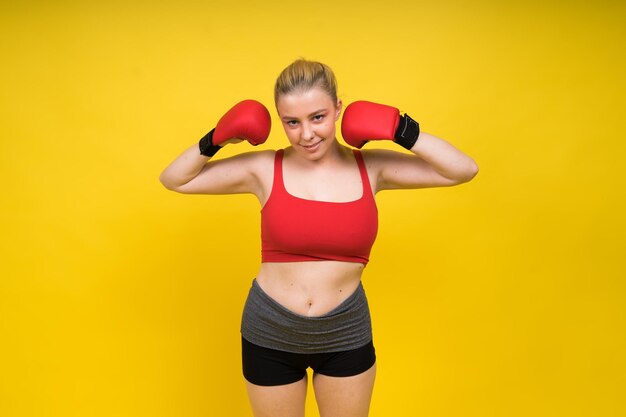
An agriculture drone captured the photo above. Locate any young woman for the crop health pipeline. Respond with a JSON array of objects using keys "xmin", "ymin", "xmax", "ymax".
[{"xmin": 159, "ymin": 59, "xmax": 478, "ymax": 417}]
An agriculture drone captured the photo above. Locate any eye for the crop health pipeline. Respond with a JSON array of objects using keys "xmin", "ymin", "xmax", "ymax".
[
  {"xmin": 286, "ymin": 120, "xmax": 299, "ymax": 126},
  {"xmin": 313, "ymin": 114, "xmax": 325, "ymax": 121}
]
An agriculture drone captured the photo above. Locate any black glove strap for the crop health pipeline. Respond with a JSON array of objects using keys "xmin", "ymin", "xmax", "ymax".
[
  {"xmin": 394, "ymin": 113, "xmax": 420, "ymax": 150},
  {"xmin": 198, "ymin": 128, "xmax": 222, "ymax": 157}
]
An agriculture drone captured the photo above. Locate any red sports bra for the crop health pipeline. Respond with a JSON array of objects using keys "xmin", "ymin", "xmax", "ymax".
[{"xmin": 261, "ymin": 149, "xmax": 378, "ymax": 265}]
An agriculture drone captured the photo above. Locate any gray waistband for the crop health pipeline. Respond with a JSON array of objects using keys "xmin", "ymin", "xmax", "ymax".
[{"xmin": 240, "ymin": 279, "xmax": 372, "ymax": 354}]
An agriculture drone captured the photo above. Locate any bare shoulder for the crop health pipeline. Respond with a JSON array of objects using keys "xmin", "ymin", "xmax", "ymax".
[
  {"xmin": 358, "ymin": 147, "xmax": 410, "ymax": 176},
  {"xmin": 244, "ymin": 150, "xmax": 276, "ymax": 206},
  {"xmin": 221, "ymin": 148, "xmax": 275, "ymax": 164},
  {"xmin": 358, "ymin": 147, "xmax": 450, "ymax": 192},
  {"xmin": 170, "ymin": 149, "xmax": 276, "ymax": 196},
  {"xmin": 355, "ymin": 134, "xmax": 478, "ymax": 191},
  {"xmin": 211, "ymin": 148, "xmax": 275, "ymax": 175},
  {"xmin": 243, "ymin": 148, "xmax": 276, "ymax": 180},
  {"xmin": 354, "ymin": 148, "xmax": 397, "ymax": 193},
  {"xmin": 218, "ymin": 148, "xmax": 277, "ymax": 185},
  {"xmin": 359, "ymin": 148, "xmax": 407, "ymax": 165}
]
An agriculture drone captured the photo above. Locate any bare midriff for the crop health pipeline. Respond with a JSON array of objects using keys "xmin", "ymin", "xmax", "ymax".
[{"xmin": 256, "ymin": 261, "xmax": 366, "ymax": 317}]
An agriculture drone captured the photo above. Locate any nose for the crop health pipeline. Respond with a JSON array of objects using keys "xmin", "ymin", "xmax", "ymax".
[{"xmin": 300, "ymin": 122, "xmax": 315, "ymax": 141}]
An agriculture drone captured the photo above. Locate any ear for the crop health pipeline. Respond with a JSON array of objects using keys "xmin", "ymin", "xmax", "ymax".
[{"xmin": 334, "ymin": 99, "xmax": 343, "ymax": 121}]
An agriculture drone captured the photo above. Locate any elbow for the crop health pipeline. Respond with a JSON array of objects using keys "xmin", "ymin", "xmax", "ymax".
[
  {"xmin": 159, "ymin": 172, "xmax": 180, "ymax": 192},
  {"xmin": 452, "ymin": 160, "xmax": 479, "ymax": 185},
  {"xmin": 159, "ymin": 172, "xmax": 171, "ymax": 190},
  {"xmin": 465, "ymin": 160, "xmax": 479, "ymax": 182}
]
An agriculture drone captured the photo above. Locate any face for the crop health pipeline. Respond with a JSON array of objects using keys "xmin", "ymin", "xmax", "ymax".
[{"xmin": 276, "ymin": 87, "xmax": 342, "ymax": 160}]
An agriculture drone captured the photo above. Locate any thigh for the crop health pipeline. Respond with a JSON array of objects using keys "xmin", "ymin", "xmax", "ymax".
[
  {"xmin": 242, "ymin": 337, "xmax": 309, "ymax": 416},
  {"xmin": 313, "ymin": 363, "xmax": 376, "ymax": 417},
  {"xmin": 241, "ymin": 337, "xmax": 308, "ymax": 386},
  {"xmin": 312, "ymin": 340, "xmax": 376, "ymax": 378},
  {"xmin": 246, "ymin": 376, "xmax": 308, "ymax": 417}
]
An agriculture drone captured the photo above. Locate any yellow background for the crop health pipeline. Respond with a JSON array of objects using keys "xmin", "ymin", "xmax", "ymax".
[{"xmin": 1, "ymin": 1, "xmax": 624, "ymax": 416}]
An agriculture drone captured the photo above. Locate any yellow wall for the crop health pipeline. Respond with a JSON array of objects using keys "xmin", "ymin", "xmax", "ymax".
[{"xmin": 1, "ymin": 1, "xmax": 624, "ymax": 416}]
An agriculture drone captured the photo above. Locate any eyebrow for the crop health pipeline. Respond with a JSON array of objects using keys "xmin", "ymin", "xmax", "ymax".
[{"xmin": 280, "ymin": 108, "xmax": 327, "ymax": 120}]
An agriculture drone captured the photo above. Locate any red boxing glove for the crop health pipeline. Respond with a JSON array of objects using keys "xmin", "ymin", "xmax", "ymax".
[
  {"xmin": 341, "ymin": 100, "xmax": 419, "ymax": 150},
  {"xmin": 199, "ymin": 100, "xmax": 271, "ymax": 156}
]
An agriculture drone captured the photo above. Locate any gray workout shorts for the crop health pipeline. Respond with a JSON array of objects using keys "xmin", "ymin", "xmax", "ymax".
[{"xmin": 240, "ymin": 278, "xmax": 373, "ymax": 354}]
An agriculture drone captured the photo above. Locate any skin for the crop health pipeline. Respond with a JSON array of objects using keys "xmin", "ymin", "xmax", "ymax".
[{"xmin": 159, "ymin": 86, "xmax": 478, "ymax": 416}]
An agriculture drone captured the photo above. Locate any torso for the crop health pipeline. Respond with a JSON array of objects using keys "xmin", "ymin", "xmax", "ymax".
[
  {"xmin": 256, "ymin": 261, "xmax": 365, "ymax": 316},
  {"xmin": 253, "ymin": 145, "xmax": 377, "ymax": 317}
]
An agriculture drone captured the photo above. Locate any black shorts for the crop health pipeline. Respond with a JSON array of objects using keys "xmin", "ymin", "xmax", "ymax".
[{"xmin": 242, "ymin": 336, "xmax": 376, "ymax": 386}]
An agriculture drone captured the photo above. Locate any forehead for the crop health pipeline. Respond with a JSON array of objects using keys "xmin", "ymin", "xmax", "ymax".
[{"xmin": 276, "ymin": 88, "xmax": 335, "ymax": 117}]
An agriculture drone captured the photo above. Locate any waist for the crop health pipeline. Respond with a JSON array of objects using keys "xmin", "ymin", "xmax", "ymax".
[
  {"xmin": 256, "ymin": 261, "xmax": 365, "ymax": 317},
  {"xmin": 241, "ymin": 277, "xmax": 372, "ymax": 353}
]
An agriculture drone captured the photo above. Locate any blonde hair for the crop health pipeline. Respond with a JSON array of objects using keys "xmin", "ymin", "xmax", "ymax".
[{"xmin": 274, "ymin": 59, "xmax": 338, "ymax": 105}]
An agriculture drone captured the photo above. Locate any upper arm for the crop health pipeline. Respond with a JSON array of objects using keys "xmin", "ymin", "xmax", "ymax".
[
  {"xmin": 363, "ymin": 149, "xmax": 464, "ymax": 192},
  {"xmin": 170, "ymin": 150, "xmax": 274, "ymax": 198}
]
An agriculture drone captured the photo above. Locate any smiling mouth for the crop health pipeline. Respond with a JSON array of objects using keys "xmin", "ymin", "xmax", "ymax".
[{"xmin": 301, "ymin": 140, "xmax": 323, "ymax": 149}]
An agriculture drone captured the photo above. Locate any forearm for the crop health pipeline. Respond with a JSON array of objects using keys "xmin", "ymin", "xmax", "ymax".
[
  {"xmin": 159, "ymin": 143, "xmax": 210, "ymax": 190},
  {"xmin": 409, "ymin": 132, "xmax": 479, "ymax": 183}
]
